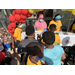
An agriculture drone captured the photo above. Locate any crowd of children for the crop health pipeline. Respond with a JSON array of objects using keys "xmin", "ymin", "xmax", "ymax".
[{"xmin": 0, "ymin": 14, "xmax": 66, "ymax": 65}]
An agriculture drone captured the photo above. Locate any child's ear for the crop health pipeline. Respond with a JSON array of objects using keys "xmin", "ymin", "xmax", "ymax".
[{"xmin": 33, "ymin": 32, "xmax": 35, "ymax": 36}]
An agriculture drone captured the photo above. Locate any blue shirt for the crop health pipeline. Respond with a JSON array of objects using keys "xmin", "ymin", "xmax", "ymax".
[{"xmin": 41, "ymin": 45, "xmax": 64, "ymax": 65}]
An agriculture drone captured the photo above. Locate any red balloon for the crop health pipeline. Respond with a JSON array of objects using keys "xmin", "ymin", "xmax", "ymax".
[
  {"xmin": 15, "ymin": 9, "xmax": 22, "ymax": 15},
  {"xmin": 20, "ymin": 19, "xmax": 26, "ymax": 23},
  {"xmin": 14, "ymin": 14, "xmax": 21, "ymax": 21},
  {"xmin": 10, "ymin": 23, "xmax": 16, "ymax": 28},
  {"xmin": 7, "ymin": 25, "xmax": 12, "ymax": 30},
  {"xmin": 21, "ymin": 14, "xmax": 27, "ymax": 20},
  {"xmin": 21, "ymin": 9, "xmax": 28, "ymax": 15},
  {"xmin": 9, "ymin": 16, "xmax": 15, "ymax": 23},
  {"xmin": 27, "ymin": 13, "xmax": 32, "ymax": 17},
  {"xmin": 12, "ymin": 11, "xmax": 15, "ymax": 16},
  {"xmin": 8, "ymin": 29, "xmax": 14, "ymax": 34}
]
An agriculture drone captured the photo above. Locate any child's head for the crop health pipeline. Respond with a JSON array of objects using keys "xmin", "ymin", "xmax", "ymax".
[
  {"xmin": 25, "ymin": 25, "xmax": 35, "ymax": 37},
  {"xmin": 49, "ymin": 24, "xmax": 56, "ymax": 32},
  {"xmin": 26, "ymin": 42, "xmax": 44, "ymax": 59},
  {"xmin": 16, "ymin": 22, "xmax": 21, "ymax": 28},
  {"xmin": 42, "ymin": 31, "xmax": 55, "ymax": 45},
  {"xmin": 53, "ymin": 14, "xmax": 61, "ymax": 22}
]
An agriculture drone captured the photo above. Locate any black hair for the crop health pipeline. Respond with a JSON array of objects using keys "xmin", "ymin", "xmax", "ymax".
[
  {"xmin": 42, "ymin": 31, "xmax": 55, "ymax": 45},
  {"xmin": 25, "ymin": 25, "xmax": 34, "ymax": 36},
  {"xmin": 69, "ymin": 19, "xmax": 75, "ymax": 31},
  {"xmin": 15, "ymin": 22, "xmax": 21, "ymax": 28},
  {"xmin": 49, "ymin": 24, "xmax": 56, "ymax": 31},
  {"xmin": 53, "ymin": 14, "xmax": 60, "ymax": 21},
  {"xmin": 26, "ymin": 42, "xmax": 43, "ymax": 57}
]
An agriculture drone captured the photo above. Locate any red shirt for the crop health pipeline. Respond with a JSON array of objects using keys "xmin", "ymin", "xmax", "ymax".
[{"xmin": 0, "ymin": 52, "xmax": 6, "ymax": 63}]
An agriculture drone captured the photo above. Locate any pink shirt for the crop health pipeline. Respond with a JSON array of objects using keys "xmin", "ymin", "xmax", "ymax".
[{"xmin": 34, "ymin": 14, "xmax": 47, "ymax": 29}]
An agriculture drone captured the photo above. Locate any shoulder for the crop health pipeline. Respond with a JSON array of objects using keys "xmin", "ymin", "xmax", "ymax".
[
  {"xmin": 54, "ymin": 45, "xmax": 63, "ymax": 50},
  {"xmin": 43, "ymin": 48, "xmax": 49, "ymax": 54},
  {"xmin": 50, "ymin": 20, "xmax": 56, "ymax": 24}
]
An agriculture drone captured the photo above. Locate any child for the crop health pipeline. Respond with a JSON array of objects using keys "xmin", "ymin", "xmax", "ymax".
[
  {"xmin": 26, "ymin": 42, "xmax": 44, "ymax": 65},
  {"xmin": 18, "ymin": 25, "xmax": 38, "ymax": 64},
  {"xmin": 41, "ymin": 31, "xmax": 66, "ymax": 65},
  {"xmin": 40, "ymin": 24, "xmax": 61, "ymax": 46},
  {"xmin": 49, "ymin": 24, "xmax": 61, "ymax": 45}
]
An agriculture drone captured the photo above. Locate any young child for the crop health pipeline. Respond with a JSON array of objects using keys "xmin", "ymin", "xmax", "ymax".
[
  {"xmin": 18, "ymin": 25, "xmax": 38, "ymax": 64},
  {"xmin": 40, "ymin": 24, "xmax": 61, "ymax": 46},
  {"xmin": 26, "ymin": 42, "xmax": 44, "ymax": 65},
  {"xmin": 49, "ymin": 24, "xmax": 61, "ymax": 45},
  {"xmin": 41, "ymin": 31, "xmax": 66, "ymax": 65}
]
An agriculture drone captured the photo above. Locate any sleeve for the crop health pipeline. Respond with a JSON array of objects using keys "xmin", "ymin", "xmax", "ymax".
[
  {"xmin": 60, "ymin": 21, "xmax": 62, "ymax": 27},
  {"xmin": 44, "ymin": 22, "xmax": 47, "ymax": 29},
  {"xmin": 59, "ymin": 45, "xmax": 65, "ymax": 54},
  {"xmin": 41, "ymin": 56, "xmax": 46, "ymax": 63},
  {"xmin": 14, "ymin": 29, "xmax": 18, "ymax": 38}
]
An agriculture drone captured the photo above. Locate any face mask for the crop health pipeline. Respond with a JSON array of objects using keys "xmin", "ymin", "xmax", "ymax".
[
  {"xmin": 35, "ymin": 56, "xmax": 43, "ymax": 61},
  {"xmin": 19, "ymin": 24, "xmax": 23, "ymax": 28},
  {"xmin": 56, "ymin": 20, "xmax": 60, "ymax": 22},
  {"xmin": 39, "ymin": 19, "xmax": 43, "ymax": 22}
]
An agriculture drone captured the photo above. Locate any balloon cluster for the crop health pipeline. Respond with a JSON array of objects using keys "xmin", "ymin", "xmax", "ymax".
[
  {"xmin": 28, "ymin": 9, "xmax": 44, "ymax": 14},
  {"xmin": 8, "ymin": 9, "xmax": 32, "ymax": 36},
  {"xmin": 61, "ymin": 9, "xmax": 75, "ymax": 15}
]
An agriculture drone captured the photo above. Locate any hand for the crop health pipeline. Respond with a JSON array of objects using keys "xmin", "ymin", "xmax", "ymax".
[
  {"xmin": 12, "ymin": 45, "xmax": 14, "ymax": 48},
  {"xmin": 37, "ymin": 34, "xmax": 42, "ymax": 38},
  {"xmin": 15, "ymin": 40, "xmax": 17, "ymax": 42}
]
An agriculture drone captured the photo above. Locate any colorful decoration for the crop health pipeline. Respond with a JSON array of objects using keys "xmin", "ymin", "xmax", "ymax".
[
  {"xmin": 61, "ymin": 9, "xmax": 75, "ymax": 15},
  {"xmin": 8, "ymin": 9, "xmax": 33, "ymax": 36}
]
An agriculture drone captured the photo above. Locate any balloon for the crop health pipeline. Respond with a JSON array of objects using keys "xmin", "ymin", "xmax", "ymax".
[
  {"xmin": 8, "ymin": 29, "xmax": 14, "ymax": 34},
  {"xmin": 27, "ymin": 12, "xmax": 32, "ymax": 17},
  {"xmin": 21, "ymin": 9, "xmax": 28, "ymax": 15},
  {"xmin": 7, "ymin": 24, "xmax": 12, "ymax": 30},
  {"xmin": 61, "ymin": 9, "xmax": 67, "ymax": 11},
  {"xmin": 28, "ymin": 9, "xmax": 34, "ymax": 14},
  {"xmin": 14, "ymin": 14, "xmax": 21, "ymax": 21},
  {"xmin": 12, "ymin": 11, "xmax": 15, "ymax": 16},
  {"xmin": 15, "ymin": 9, "xmax": 22, "ymax": 14},
  {"xmin": 10, "ymin": 23, "xmax": 16, "ymax": 28},
  {"xmin": 20, "ymin": 19, "xmax": 26, "ymax": 23},
  {"xmin": 72, "ymin": 9, "xmax": 75, "ymax": 15},
  {"xmin": 9, "ymin": 16, "xmax": 15, "ymax": 23},
  {"xmin": 21, "ymin": 14, "xmax": 27, "ymax": 20},
  {"xmin": 68, "ymin": 9, "xmax": 73, "ymax": 11}
]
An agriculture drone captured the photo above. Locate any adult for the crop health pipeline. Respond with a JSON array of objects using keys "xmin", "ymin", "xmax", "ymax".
[
  {"xmin": 48, "ymin": 14, "xmax": 62, "ymax": 31},
  {"xmin": 34, "ymin": 14, "xmax": 47, "ymax": 31}
]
